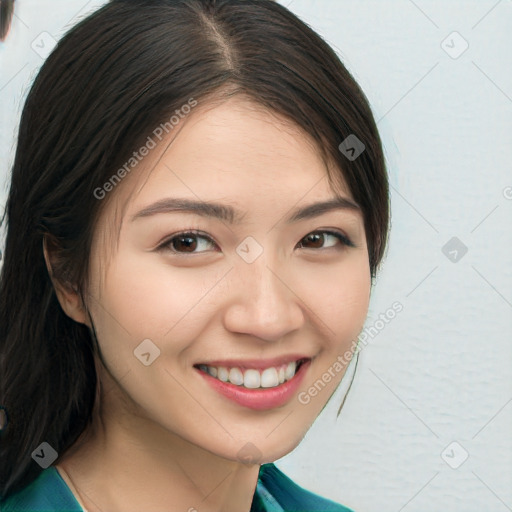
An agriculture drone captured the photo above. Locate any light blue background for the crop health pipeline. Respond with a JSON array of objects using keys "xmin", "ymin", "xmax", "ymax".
[{"xmin": 1, "ymin": 1, "xmax": 511, "ymax": 511}]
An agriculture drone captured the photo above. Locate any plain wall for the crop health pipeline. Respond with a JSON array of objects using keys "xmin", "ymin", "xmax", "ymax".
[{"xmin": 1, "ymin": 1, "xmax": 511, "ymax": 511}]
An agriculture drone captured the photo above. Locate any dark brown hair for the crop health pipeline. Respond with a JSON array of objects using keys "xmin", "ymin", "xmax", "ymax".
[
  {"xmin": 0, "ymin": 0, "xmax": 390, "ymax": 500},
  {"xmin": 0, "ymin": 0, "xmax": 15, "ymax": 41}
]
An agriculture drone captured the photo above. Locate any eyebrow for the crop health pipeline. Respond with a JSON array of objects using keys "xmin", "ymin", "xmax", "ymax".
[{"xmin": 130, "ymin": 196, "xmax": 361, "ymax": 224}]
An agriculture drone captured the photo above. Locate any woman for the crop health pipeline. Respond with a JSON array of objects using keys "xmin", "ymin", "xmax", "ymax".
[{"xmin": 0, "ymin": 0, "xmax": 390, "ymax": 510}]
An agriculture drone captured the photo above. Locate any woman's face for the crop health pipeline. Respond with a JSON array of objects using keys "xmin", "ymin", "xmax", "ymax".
[{"xmin": 85, "ymin": 95, "xmax": 371, "ymax": 463}]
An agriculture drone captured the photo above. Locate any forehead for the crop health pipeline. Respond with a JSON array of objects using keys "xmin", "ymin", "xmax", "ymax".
[
  {"xmin": 91, "ymin": 95, "xmax": 352, "ymax": 270},
  {"xmin": 126, "ymin": 96, "xmax": 348, "ymax": 208}
]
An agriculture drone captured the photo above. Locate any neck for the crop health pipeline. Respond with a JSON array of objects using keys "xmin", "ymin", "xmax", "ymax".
[{"xmin": 56, "ymin": 369, "xmax": 261, "ymax": 512}]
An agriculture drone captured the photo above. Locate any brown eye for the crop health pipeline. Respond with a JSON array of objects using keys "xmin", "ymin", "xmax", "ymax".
[
  {"xmin": 157, "ymin": 228, "xmax": 354, "ymax": 256},
  {"xmin": 159, "ymin": 231, "xmax": 217, "ymax": 254},
  {"xmin": 172, "ymin": 234, "xmax": 198, "ymax": 252},
  {"xmin": 301, "ymin": 233, "xmax": 325, "ymax": 249},
  {"xmin": 297, "ymin": 230, "xmax": 354, "ymax": 250}
]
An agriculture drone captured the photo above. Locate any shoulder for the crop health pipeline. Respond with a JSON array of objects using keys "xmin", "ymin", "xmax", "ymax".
[
  {"xmin": 257, "ymin": 462, "xmax": 355, "ymax": 512},
  {"xmin": 0, "ymin": 466, "xmax": 83, "ymax": 512},
  {"xmin": 1, "ymin": 463, "xmax": 354, "ymax": 512}
]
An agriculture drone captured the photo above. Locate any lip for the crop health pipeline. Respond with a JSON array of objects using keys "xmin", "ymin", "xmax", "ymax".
[
  {"xmin": 194, "ymin": 358, "xmax": 311, "ymax": 411},
  {"xmin": 194, "ymin": 354, "xmax": 310, "ymax": 370}
]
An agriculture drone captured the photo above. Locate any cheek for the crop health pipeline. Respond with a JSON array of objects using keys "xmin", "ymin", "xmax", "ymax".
[
  {"xmin": 300, "ymin": 256, "xmax": 371, "ymax": 345},
  {"xmin": 89, "ymin": 252, "xmax": 223, "ymax": 357},
  {"xmin": 89, "ymin": 247, "xmax": 370, "ymax": 358}
]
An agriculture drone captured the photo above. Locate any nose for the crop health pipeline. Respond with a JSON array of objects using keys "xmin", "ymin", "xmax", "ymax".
[{"xmin": 222, "ymin": 253, "xmax": 305, "ymax": 342}]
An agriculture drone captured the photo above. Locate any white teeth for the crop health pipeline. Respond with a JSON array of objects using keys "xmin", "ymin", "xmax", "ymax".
[
  {"xmin": 198, "ymin": 360, "xmax": 304, "ymax": 389},
  {"xmin": 243, "ymin": 369, "xmax": 261, "ymax": 388},
  {"xmin": 260, "ymin": 367, "xmax": 279, "ymax": 388},
  {"xmin": 217, "ymin": 366, "xmax": 229, "ymax": 382},
  {"xmin": 228, "ymin": 367, "xmax": 244, "ymax": 386},
  {"xmin": 284, "ymin": 361, "xmax": 297, "ymax": 380}
]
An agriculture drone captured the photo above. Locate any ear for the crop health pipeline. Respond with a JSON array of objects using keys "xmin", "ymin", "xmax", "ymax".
[{"xmin": 43, "ymin": 235, "xmax": 91, "ymax": 328}]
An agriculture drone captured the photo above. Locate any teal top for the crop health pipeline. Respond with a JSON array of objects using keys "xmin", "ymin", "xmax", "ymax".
[{"xmin": 1, "ymin": 463, "xmax": 355, "ymax": 512}]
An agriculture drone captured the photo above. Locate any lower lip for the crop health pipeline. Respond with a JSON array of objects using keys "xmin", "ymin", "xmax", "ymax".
[{"xmin": 195, "ymin": 360, "xmax": 311, "ymax": 411}]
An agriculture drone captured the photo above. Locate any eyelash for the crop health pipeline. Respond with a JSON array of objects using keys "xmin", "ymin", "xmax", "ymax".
[{"xmin": 156, "ymin": 229, "xmax": 355, "ymax": 256}]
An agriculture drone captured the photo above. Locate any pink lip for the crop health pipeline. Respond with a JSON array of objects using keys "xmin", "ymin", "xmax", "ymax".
[
  {"xmin": 195, "ymin": 359, "xmax": 311, "ymax": 411},
  {"xmin": 195, "ymin": 354, "xmax": 310, "ymax": 370}
]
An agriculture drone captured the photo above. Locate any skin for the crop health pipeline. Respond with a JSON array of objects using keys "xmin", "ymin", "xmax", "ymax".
[{"xmin": 44, "ymin": 95, "xmax": 372, "ymax": 512}]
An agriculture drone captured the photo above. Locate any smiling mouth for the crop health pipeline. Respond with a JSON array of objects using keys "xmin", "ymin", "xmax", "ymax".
[{"xmin": 193, "ymin": 358, "xmax": 309, "ymax": 389}]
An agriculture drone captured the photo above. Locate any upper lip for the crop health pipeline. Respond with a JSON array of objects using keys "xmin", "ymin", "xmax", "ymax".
[{"xmin": 194, "ymin": 354, "xmax": 312, "ymax": 370}]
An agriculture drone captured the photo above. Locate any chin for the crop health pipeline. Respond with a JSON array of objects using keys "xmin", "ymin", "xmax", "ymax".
[{"xmin": 217, "ymin": 428, "xmax": 307, "ymax": 466}]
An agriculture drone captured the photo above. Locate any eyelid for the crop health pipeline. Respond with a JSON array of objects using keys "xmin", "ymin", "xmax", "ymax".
[
  {"xmin": 313, "ymin": 229, "xmax": 356, "ymax": 248},
  {"xmin": 156, "ymin": 229, "xmax": 218, "ymax": 254},
  {"xmin": 156, "ymin": 227, "xmax": 356, "ymax": 254}
]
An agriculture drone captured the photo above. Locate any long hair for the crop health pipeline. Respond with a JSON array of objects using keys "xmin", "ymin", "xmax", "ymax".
[
  {"xmin": 0, "ymin": 0, "xmax": 15, "ymax": 41},
  {"xmin": 0, "ymin": 0, "xmax": 390, "ymax": 500}
]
